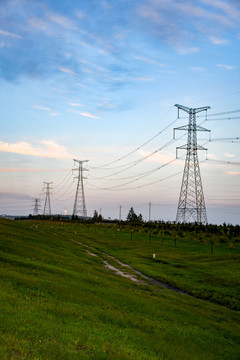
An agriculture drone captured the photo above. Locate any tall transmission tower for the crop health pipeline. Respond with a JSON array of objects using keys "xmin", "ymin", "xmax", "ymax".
[
  {"xmin": 174, "ymin": 104, "xmax": 210, "ymax": 224},
  {"xmin": 33, "ymin": 198, "xmax": 41, "ymax": 216},
  {"xmin": 43, "ymin": 182, "xmax": 53, "ymax": 216},
  {"xmin": 72, "ymin": 159, "xmax": 89, "ymax": 217}
]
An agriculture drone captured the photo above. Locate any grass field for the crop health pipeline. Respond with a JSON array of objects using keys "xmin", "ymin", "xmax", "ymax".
[{"xmin": 0, "ymin": 219, "xmax": 240, "ymax": 359}]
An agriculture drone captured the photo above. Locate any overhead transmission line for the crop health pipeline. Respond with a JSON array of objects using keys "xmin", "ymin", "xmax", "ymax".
[
  {"xmin": 89, "ymin": 138, "xmax": 179, "ymax": 180},
  {"xmin": 88, "ymin": 157, "xmax": 180, "ymax": 190},
  {"xmin": 53, "ymin": 170, "xmax": 73, "ymax": 190},
  {"xmin": 206, "ymin": 159, "xmax": 240, "ymax": 166},
  {"xmin": 88, "ymin": 168, "xmax": 183, "ymax": 191},
  {"xmin": 90, "ymin": 126, "xmax": 210, "ymax": 183},
  {"xmin": 53, "ymin": 181, "xmax": 75, "ymax": 201},
  {"xmin": 206, "ymin": 116, "xmax": 240, "ymax": 122},
  {"xmin": 90, "ymin": 117, "xmax": 210, "ymax": 181},
  {"xmin": 197, "ymin": 109, "xmax": 240, "ymax": 118},
  {"xmin": 90, "ymin": 117, "xmax": 179, "ymax": 169},
  {"xmin": 88, "ymin": 121, "xmax": 211, "ymax": 189}
]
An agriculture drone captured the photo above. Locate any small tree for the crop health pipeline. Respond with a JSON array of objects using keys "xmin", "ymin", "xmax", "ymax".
[
  {"xmin": 138, "ymin": 213, "xmax": 143, "ymax": 224},
  {"xmin": 126, "ymin": 207, "xmax": 138, "ymax": 224},
  {"xmin": 92, "ymin": 210, "xmax": 98, "ymax": 223}
]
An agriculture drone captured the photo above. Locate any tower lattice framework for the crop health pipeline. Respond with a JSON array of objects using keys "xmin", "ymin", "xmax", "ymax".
[
  {"xmin": 72, "ymin": 159, "xmax": 88, "ymax": 217},
  {"xmin": 43, "ymin": 182, "xmax": 53, "ymax": 216},
  {"xmin": 33, "ymin": 198, "xmax": 41, "ymax": 216},
  {"xmin": 174, "ymin": 104, "xmax": 210, "ymax": 224}
]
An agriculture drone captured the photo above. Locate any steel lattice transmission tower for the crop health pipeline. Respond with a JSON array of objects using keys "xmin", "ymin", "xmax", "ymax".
[
  {"xmin": 43, "ymin": 182, "xmax": 53, "ymax": 216},
  {"xmin": 72, "ymin": 159, "xmax": 89, "ymax": 217},
  {"xmin": 174, "ymin": 104, "xmax": 210, "ymax": 224},
  {"xmin": 33, "ymin": 198, "xmax": 41, "ymax": 216}
]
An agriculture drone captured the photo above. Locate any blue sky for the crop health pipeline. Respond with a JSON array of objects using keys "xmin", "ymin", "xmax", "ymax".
[{"xmin": 0, "ymin": 0, "xmax": 240, "ymax": 224}]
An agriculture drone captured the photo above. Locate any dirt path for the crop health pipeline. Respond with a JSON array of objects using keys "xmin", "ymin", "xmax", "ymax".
[{"xmin": 72, "ymin": 239, "xmax": 190, "ymax": 296}]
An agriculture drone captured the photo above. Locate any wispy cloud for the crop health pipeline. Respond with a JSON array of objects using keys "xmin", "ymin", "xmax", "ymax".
[
  {"xmin": 0, "ymin": 29, "xmax": 22, "ymax": 39},
  {"xmin": 177, "ymin": 47, "xmax": 199, "ymax": 55},
  {"xmin": 98, "ymin": 102, "xmax": 115, "ymax": 110},
  {"xmin": 135, "ymin": 77, "xmax": 154, "ymax": 82},
  {"xmin": 69, "ymin": 109, "xmax": 99, "ymax": 119},
  {"xmin": 224, "ymin": 153, "xmax": 235, "ymax": 158},
  {"xmin": 139, "ymin": 150, "xmax": 174, "ymax": 164},
  {"xmin": 59, "ymin": 67, "xmax": 77, "ymax": 75},
  {"xmin": 191, "ymin": 67, "xmax": 205, "ymax": 71},
  {"xmin": 0, "ymin": 168, "xmax": 67, "ymax": 173},
  {"xmin": 33, "ymin": 105, "xmax": 58, "ymax": 117},
  {"xmin": 0, "ymin": 192, "xmax": 32, "ymax": 200},
  {"xmin": 216, "ymin": 64, "xmax": 236, "ymax": 70},
  {"xmin": 226, "ymin": 171, "xmax": 240, "ymax": 176},
  {"xmin": 199, "ymin": 0, "xmax": 240, "ymax": 22},
  {"xmin": 33, "ymin": 105, "xmax": 51, "ymax": 112},
  {"xmin": 209, "ymin": 36, "xmax": 228, "ymax": 45},
  {"xmin": 132, "ymin": 54, "xmax": 166, "ymax": 67},
  {"xmin": 69, "ymin": 102, "xmax": 83, "ymax": 107},
  {"xmin": 79, "ymin": 112, "xmax": 99, "ymax": 119},
  {"xmin": 28, "ymin": 17, "xmax": 48, "ymax": 31},
  {"xmin": 136, "ymin": 0, "xmax": 240, "ymax": 49},
  {"xmin": 0, "ymin": 140, "xmax": 73, "ymax": 159},
  {"xmin": 47, "ymin": 12, "xmax": 77, "ymax": 31}
]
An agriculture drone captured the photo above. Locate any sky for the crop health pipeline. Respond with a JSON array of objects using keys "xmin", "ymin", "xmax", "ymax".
[{"xmin": 0, "ymin": 0, "xmax": 240, "ymax": 224}]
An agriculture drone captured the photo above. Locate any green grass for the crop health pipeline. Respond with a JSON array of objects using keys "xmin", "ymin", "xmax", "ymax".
[
  {"xmin": 0, "ymin": 219, "xmax": 240, "ymax": 359},
  {"xmin": 78, "ymin": 224, "xmax": 240, "ymax": 310}
]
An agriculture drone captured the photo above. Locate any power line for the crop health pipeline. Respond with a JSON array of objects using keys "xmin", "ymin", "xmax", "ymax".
[
  {"xmin": 53, "ymin": 181, "xmax": 75, "ymax": 200},
  {"xmin": 206, "ymin": 116, "xmax": 240, "ymax": 122},
  {"xmin": 53, "ymin": 170, "xmax": 73, "ymax": 191},
  {"xmin": 88, "ymin": 168, "xmax": 183, "ymax": 191},
  {"xmin": 88, "ymin": 157, "xmax": 179, "ymax": 190},
  {"xmin": 197, "ymin": 109, "xmax": 240, "ymax": 118},
  {"xmin": 206, "ymin": 159, "xmax": 240, "ymax": 166},
  {"xmin": 90, "ymin": 117, "xmax": 179, "ymax": 169},
  {"xmin": 89, "ymin": 138, "xmax": 178, "ymax": 180}
]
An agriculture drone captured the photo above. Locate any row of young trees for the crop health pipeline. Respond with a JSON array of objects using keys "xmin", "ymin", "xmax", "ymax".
[
  {"xmin": 91, "ymin": 207, "xmax": 240, "ymax": 237},
  {"xmin": 91, "ymin": 207, "xmax": 143, "ymax": 225},
  {"xmin": 24, "ymin": 207, "xmax": 240, "ymax": 237}
]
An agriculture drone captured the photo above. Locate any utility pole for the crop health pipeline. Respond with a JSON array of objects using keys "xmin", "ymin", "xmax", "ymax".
[
  {"xmin": 72, "ymin": 159, "xmax": 89, "ymax": 218},
  {"xmin": 119, "ymin": 205, "xmax": 122, "ymax": 221},
  {"xmin": 43, "ymin": 182, "xmax": 53, "ymax": 216},
  {"xmin": 33, "ymin": 198, "xmax": 40, "ymax": 216},
  {"xmin": 174, "ymin": 104, "xmax": 210, "ymax": 224},
  {"xmin": 149, "ymin": 201, "xmax": 151, "ymax": 222}
]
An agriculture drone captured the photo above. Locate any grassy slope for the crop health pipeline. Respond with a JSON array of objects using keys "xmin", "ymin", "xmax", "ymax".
[
  {"xmin": 0, "ymin": 220, "xmax": 239, "ymax": 360},
  {"xmin": 79, "ymin": 225, "xmax": 240, "ymax": 310}
]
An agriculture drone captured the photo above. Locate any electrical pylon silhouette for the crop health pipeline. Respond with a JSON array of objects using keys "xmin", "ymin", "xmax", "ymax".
[
  {"xmin": 33, "ymin": 198, "xmax": 41, "ymax": 216},
  {"xmin": 43, "ymin": 182, "xmax": 53, "ymax": 216},
  {"xmin": 72, "ymin": 159, "xmax": 89, "ymax": 217},
  {"xmin": 174, "ymin": 104, "xmax": 210, "ymax": 224}
]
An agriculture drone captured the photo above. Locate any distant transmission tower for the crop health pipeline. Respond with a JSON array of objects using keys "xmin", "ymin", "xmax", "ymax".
[
  {"xmin": 33, "ymin": 198, "xmax": 41, "ymax": 216},
  {"xmin": 43, "ymin": 182, "xmax": 53, "ymax": 216},
  {"xmin": 72, "ymin": 159, "xmax": 89, "ymax": 217},
  {"xmin": 174, "ymin": 104, "xmax": 210, "ymax": 224}
]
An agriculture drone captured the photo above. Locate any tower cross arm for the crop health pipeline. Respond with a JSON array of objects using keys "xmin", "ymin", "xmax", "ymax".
[
  {"xmin": 175, "ymin": 104, "xmax": 210, "ymax": 115},
  {"xmin": 73, "ymin": 159, "xmax": 89, "ymax": 164},
  {"xmin": 196, "ymin": 125, "xmax": 210, "ymax": 132},
  {"xmin": 194, "ymin": 106, "xmax": 211, "ymax": 114},
  {"xmin": 73, "ymin": 167, "xmax": 89, "ymax": 171},
  {"xmin": 175, "ymin": 104, "xmax": 191, "ymax": 113}
]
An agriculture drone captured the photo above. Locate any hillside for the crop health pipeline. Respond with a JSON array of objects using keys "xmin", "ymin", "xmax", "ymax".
[{"xmin": 0, "ymin": 219, "xmax": 240, "ymax": 360}]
